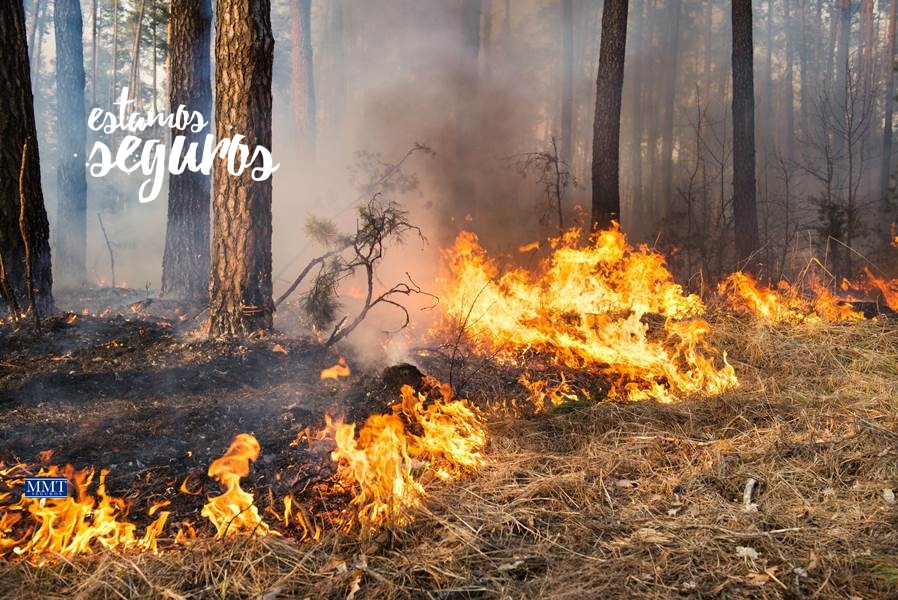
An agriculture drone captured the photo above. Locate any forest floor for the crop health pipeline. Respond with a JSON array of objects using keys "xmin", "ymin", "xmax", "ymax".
[{"xmin": 0, "ymin": 287, "xmax": 897, "ymax": 599}]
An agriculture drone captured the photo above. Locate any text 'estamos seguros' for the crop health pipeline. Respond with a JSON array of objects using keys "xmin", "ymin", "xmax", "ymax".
[{"xmin": 84, "ymin": 87, "xmax": 279, "ymax": 204}]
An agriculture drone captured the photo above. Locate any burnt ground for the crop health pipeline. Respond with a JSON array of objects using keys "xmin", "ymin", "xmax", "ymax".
[{"xmin": 0, "ymin": 286, "xmax": 433, "ymax": 532}]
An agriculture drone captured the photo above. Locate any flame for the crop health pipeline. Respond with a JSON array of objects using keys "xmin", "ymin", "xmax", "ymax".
[
  {"xmin": 0, "ymin": 464, "xmax": 165, "ymax": 562},
  {"xmin": 200, "ymin": 434, "xmax": 273, "ymax": 538},
  {"xmin": 518, "ymin": 241, "xmax": 540, "ymax": 253},
  {"xmin": 327, "ymin": 380, "xmax": 485, "ymax": 532},
  {"xmin": 719, "ymin": 272, "xmax": 863, "ymax": 322},
  {"xmin": 320, "ymin": 356, "xmax": 351, "ymax": 380},
  {"xmin": 863, "ymin": 268, "xmax": 898, "ymax": 311},
  {"xmin": 439, "ymin": 226, "xmax": 737, "ymax": 401}
]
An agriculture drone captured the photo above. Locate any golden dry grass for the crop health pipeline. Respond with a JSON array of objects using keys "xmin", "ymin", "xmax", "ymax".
[{"xmin": 2, "ymin": 317, "xmax": 897, "ymax": 599}]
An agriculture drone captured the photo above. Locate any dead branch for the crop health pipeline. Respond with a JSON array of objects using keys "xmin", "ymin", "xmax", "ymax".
[{"xmin": 97, "ymin": 212, "xmax": 116, "ymax": 287}]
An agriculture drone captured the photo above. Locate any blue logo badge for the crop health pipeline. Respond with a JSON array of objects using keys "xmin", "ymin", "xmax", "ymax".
[{"xmin": 24, "ymin": 477, "xmax": 68, "ymax": 499}]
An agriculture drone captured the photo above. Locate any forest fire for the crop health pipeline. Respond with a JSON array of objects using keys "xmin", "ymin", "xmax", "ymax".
[
  {"xmin": 201, "ymin": 434, "xmax": 273, "ymax": 538},
  {"xmin": 718, "ymin": 269, "xmax": 898, "ymax": 322},
  {"xmin": 440, "ymin": 225, "xmax": 738, "ymax": 401},
  {"xmin": 0, "ymin": 463, "xmax": 167, "ymax": 562},
  {"xmin": 0, "ymin": 378, "xmax": 484, "ymax": 560},
  {"xmin": 328, "ymin": 380, "xmax": 485, "ymax": 532}
]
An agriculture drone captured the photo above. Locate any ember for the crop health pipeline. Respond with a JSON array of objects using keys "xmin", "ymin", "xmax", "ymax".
[{"xmin": 320, "ymin": 356, "xmax": 351, "ymax": 380}]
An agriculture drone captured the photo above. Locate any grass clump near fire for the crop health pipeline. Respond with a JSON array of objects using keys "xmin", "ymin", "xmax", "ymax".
[{"xmin": 2, "ymin": 225, "xmax": 898, "ymax": 598}]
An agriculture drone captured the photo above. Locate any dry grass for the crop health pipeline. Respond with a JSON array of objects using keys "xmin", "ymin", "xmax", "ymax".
[{"xmin": 2, "ymin": 317, "xmax": 898, "ymax": 599}]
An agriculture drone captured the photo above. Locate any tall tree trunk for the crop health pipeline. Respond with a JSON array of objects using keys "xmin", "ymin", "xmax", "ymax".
[
  {"xmin": 162, "ymin": 0, "xmax": 212, "ymax": 302},
  {"xmin": 861, "ymin": 0, "xmax": 874, "ymax": 93},
  {"xmin": 27, "ymin": 0, "xmax": 42, "ymax": 77},
  {"xmin": 209, "ymin": 0, "xmax": 275, "ymax": 337},
  {"xmin": 731, "ymin": 0, "xmax": 760, "ymax": 267},
  {"xmin": 110, "ymin": 0, "xmax": 119, "ymax": 105},
  {"xmin": 660, "ymin": 0, "xmax": 681, "ymax": 216},
  {"xmin": 328, "ymin": 0, "xmax": 345, "ymax": 131},
  {"xmin": 0, "ymin": 0, "xmax": 53, "ymax": 316},
  {"xmin": 784, "ymin": 0, "xmax": 796, "ymax": 163},
  {"xmin": 560, "ymin": 0, "xmax": 573, "ymax": 167},
  {"xmin": 881, "ymin": 0, "xmax": 898, "ymax": 205},
  {"xmin": 591, "ymin": 0, "xmax": 628, "ymax": 230},
  {"xmin": 91, "ymin": 0, "xmax": 98, "ymax": 107},
  {"xmin": 127, "ymin": 0, "xmax": 147, "ymax": 110},
  {"xmin": 54, "ymin": 0, "xmax": 88, "ymax": 286},
  {"xmin": 626, "ymin": 0, "xmax": 645, "ymax": 230},
  {"xmin": 798, "ymin": 0, "xmax": 810, "ymax": 135},
  {"xmin": 291, "ymin": 0, "xmax": 315, "ymax": 157},
  {"xmin": 833, "ymin": 0, "xmax": 850, "ymax": 120}
]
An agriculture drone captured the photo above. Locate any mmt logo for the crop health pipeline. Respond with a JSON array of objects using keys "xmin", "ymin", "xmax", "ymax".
[{"xmin": 24, "ymin": 477, "xmax": 68, "ymax": 499}]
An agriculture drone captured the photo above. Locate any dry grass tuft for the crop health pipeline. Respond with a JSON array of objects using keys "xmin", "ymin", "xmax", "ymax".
[{"xmin": 2, "ymin": 317, "xmax": 897, "ymax": 599}]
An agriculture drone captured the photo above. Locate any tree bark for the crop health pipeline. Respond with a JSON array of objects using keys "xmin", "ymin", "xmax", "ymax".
[
  {"xmin": 731, "ymin": 0, "xmax": 760, "ymax": 267},
  {"xmin": 0, "ymin": 0, "xmax": 53, "ymax": 316},
  {"xmin": 560, "ymin": 0, "xmax": 573, "ymax": 167},
  {"xmin": 591, "ymin": 0, "xmax": 628, "ymax": 230},
  {"xmin": 209, "ymin": 0, "xmax": 275, "ymax": 337},
  {"xmin": 783, "ymin": 0, "xmax": 796, "ymax": 164},
  {"xmin": 110, "ymin": 0, "xmax": 119, "ymax": 105},
  {"xmin": 881, "ymin": 0, "xmax": 898, "ymax": 205},
  {"xmin": 660, "ymin": 0, "xmax": 682, "ymax": 216},
  {"xmin": 162, "ymin": 0, "xmax": 212, "ymax": 302},
  {"xmin": 91, "ymin": 0, "xmax": 98, "ymax": 107},
  {"xmin": 291, "ymin": 0, "xmax": 316, "ymax": 157},
  {"xmin": 54, "ymin": 0, "xmax": 88, "ymax": 286}
]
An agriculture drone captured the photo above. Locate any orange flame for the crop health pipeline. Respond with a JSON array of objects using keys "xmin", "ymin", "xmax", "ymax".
[
  {"xmin": 439, "ymin": 226, "xmax": 737, "ymax": 402},
  {"xmin": 0, "ymin": 464, "xmax": 166, "ymax": 562},
  {"xmin": 327, "ymin": 381, "xmax": 485, "ymax": 532},
  {"xmin": 718, "ymin": 272, "xmax": 863, "ymax": 323},
  {"xmin": 320, "ymin": 356, "xmax": 351, "ymax": 380},
  {"xmin": 200, "ymin": 434, "xmax": 273, "ymax": 538}
]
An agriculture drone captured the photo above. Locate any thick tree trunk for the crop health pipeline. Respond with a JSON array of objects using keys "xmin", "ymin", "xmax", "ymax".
[
  {"xmin": 881, "ymin": 0, "xmax": 898, "ymax": 205},
  {"xmin": 731, "ymin": 0, "xmax": 760, "ymax": 267},
  {"xmin": 560, "ymin": 0, "xmax": 573, "ymax": 167},
  {"xmin": 591, "ymin": 0, "xmax": 628, "ymax": 230},
  {"xmin": 54, "ymin": 0, "xmax": 88, "ymax": 286},
  {"xmin": 162, "ymin": 0, "xmax": 212, "ymax": 302},
  {"xmin": 209, "ymin": 0, "xmax": 275, "ymax": 337},
  {"xmin": 0, "ymin": 0, "xmax": 53, "ymax": 316},
  {"xmin": 291, "ymin": 0, "xmax": 315, "ymax": 157},
  {"xmin": 659, "ymin": 0, "xmax": 681, "ymax": 216}
]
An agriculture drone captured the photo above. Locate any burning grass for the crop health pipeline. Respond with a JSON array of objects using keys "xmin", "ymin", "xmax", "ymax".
[{"xmin": 0, "ymin": 316, "xmax": 896, "ymax": 598}]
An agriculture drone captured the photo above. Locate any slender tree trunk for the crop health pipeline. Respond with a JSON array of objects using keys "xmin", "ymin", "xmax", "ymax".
[
  {"xmin": 162, "ymin": 0, "xmax": 212, "ymax": 302},
  {"xmin": 784, "ymin": 0, "xmax": 796, "ymax": 163},
  {"xmin": 110, "ymin": 0, "xmax": 119, "ymax": 105},
  {"xmin": 798, "ymin": 0, "xmax": 810, "ymax": 135},
  {"xmin": 862, "ymin": 0, "xmax": 874, "ymax": 93},
  {"xmin": 660, "ymin": 0, "xmax": 681, "ymax": 216},
  {"xmin": 209, "ymin": 0, "xmax": 275, "ymax": 337},
  {"xmin": 91, "ymin": 0, "xmax": 98, "ymax": 107},
  {"xmin": 881, "ymin": 0, "xmax": 898, "ymax": 205},
  {"xmin": 128, "ymin": 0, "xmax": 147, "ymax": 110},
  {"xmin": 731, "ymin": 0, "xmax": 760, "ymax": 267},
  {"xmin": 54, "ymin": 0, "xmax": 88, "ymax": 286},
  {"xmin": 328, "ymin": 0, "xmax": 345, "ymax": 131},
  {"xmin": 591, "ymin": 0, "xmax": 629, "ymax": 230},
  {"xmin": 28, "ymin": 0, "xmax": 44, "ymax": 77},
  {"xmin": 560, "ymin": 0, "xmax": 573, "ymax": 167},
  {"xmin": 833, "ymin": 0, "xmax": 850, "ymax": 120},
  {"xmin": 291, "ymin": 0, "xmax": 315, "ymax": 157},
  {"xmin": 0, "ymin": 0, "xmax": 53, "ymax": 316}
]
